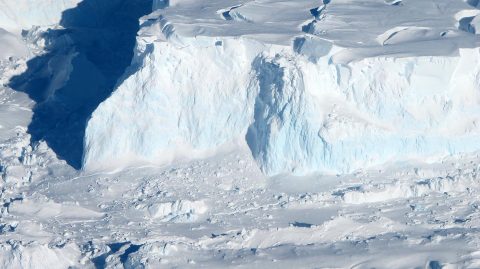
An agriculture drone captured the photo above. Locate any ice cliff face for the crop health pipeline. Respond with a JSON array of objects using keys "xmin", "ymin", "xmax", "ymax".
[
  {"xmin": 248, "ymin": 50, "xmax": 480, "ymax": 174},
  {"xmin": 84, "ymin": 36, "xmax": 261, "ymax": 168},
  {"xmin": 84, "ymin": 0, "xmax": 480, "ymax": 175}
]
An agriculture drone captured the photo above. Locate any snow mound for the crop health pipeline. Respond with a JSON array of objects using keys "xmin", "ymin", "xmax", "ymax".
[
  {"xmin": 8, "ymin": 196, "xmax": 105, "ymax": 220},
  {"xmin": 0, "ymin": 241, "xmax": 81, "ymax": 269},
  {"xmin": 376, "ymin": 26, "xmax": 435, "ymax": 45},
  {"xmin": 147, "ymin": 200, "xmax": 208, "ymax": 222},
  {"xmin": 199, "ymin": 216, "xmax": 399, "ymax": 249}
]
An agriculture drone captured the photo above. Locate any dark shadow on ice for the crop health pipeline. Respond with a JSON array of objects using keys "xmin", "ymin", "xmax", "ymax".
[
  {"xmin": 91, "ymin": 241, "xmax": 141, "ymax": 269},
  {"xmin": 9, "ymin": 0, "xmax": 152, "ymax": 169}
]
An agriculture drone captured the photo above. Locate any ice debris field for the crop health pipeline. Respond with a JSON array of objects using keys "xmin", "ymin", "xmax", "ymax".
[{"xmin": 2, "ymin": 0, "xmax": 480, "ymax": 268}]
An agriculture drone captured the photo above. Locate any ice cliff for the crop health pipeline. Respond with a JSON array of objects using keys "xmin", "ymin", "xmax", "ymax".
[{"xmin": 84, "ymin": 0, "xmax": 480, "ymax": 175}]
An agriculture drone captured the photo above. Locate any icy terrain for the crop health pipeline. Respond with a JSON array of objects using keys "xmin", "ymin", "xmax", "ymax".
[
  {"xmin": 2, "ymin": 0, "xmax": 480, "ymax": 268},
  {"xmin": 84, "ymin": 0, "xmax": 480, "ymax": 176}
]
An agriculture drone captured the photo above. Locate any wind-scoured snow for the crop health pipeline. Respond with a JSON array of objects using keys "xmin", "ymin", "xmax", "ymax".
[{"xmin": 85, "ymin": 0, "xmax": 480, "ymax": 175}]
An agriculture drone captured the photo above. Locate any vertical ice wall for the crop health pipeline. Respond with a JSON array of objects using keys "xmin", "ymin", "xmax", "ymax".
[
  {"xmin": 83, "ymin": 1, "xmax": 480, "ymax": 175},
  {"xmin": 84, "ymin": 20, "xmax": 480, "ymax": 175},
  {"xmin": 247, "ymin": 49, "xmax": 480, "ymax": 175},
  {"xmin": 83, "ymin": 36, "xmax": 264, "ymax": 169}
]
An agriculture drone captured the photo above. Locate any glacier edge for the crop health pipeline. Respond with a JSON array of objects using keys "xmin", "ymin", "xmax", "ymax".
[{"xmin": 83, "ymin": 12, "xmax": 480, "ymax": 176}]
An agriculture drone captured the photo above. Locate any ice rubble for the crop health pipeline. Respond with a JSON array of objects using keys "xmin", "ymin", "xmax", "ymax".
[
  {"xmin": 0, "ymin": 241, "xmax": 81, "ymax": 269},
  {"xmin": 0, "ymin": 0, "xmax": 80, "ymax": 60},
  {"xmin": 84, "ymin": 0, "xmax": 480, "ymax": 175},
  {"xmin": 147, "ymin": 200, "xmax": 208, "ymax": 222}
]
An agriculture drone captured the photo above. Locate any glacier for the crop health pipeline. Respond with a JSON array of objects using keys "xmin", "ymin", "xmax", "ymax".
[
  {"xmin": 4, "ymin": 1, "xmax": 480, "ymax": 267},
  {"xmin": 84, "ymin": 0, "xmax": 480, "ymax": 175}
]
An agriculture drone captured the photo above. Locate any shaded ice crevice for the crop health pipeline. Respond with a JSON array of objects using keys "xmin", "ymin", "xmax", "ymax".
[{"xmin": 7, "ymin": 0, "xmax": 152, "ymax": 169}]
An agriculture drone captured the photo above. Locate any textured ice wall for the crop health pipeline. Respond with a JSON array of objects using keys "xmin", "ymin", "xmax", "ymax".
[
  {"xmin": 0, "ymin": 0, "xmax": 81, "ymax": 34},
  {"xmin": 83, "ymin": 31, "xmax": 264, "ymax": 168},
  {"xmin": 84, "ymin": 14, "xmax": 480, "ymax": 175},
  {"xmin": 249, "ymin": 49, "xmax": 480, "ymax": 174}
]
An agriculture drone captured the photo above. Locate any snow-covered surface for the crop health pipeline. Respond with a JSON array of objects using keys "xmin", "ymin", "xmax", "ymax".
[
  {"xmin": 0, "ymin": 0, "xmax": 81, "ymax": 34},
  {"xmin": 2, "ymin": 0, "xmax": 480, "ymax": 268},
  {"xmin": 0, "ymin": 28, "xmax": 28, "ymax": 60}
]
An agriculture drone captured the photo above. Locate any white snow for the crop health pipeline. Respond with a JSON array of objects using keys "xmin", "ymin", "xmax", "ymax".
[
  {"xmin": 147, "ymin": 200, "xmax": 208, "ymax": 222},
  {"xmin": 0, "ymin": 0, "xmax": 81, "ymax": 34},
  {"xmin": 0, "ymin": 28, "xmax": 28, "ymax": 60},
  {"xmin": 0, "ymin": 242, "xmax": 81, "ymax": 269}
]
